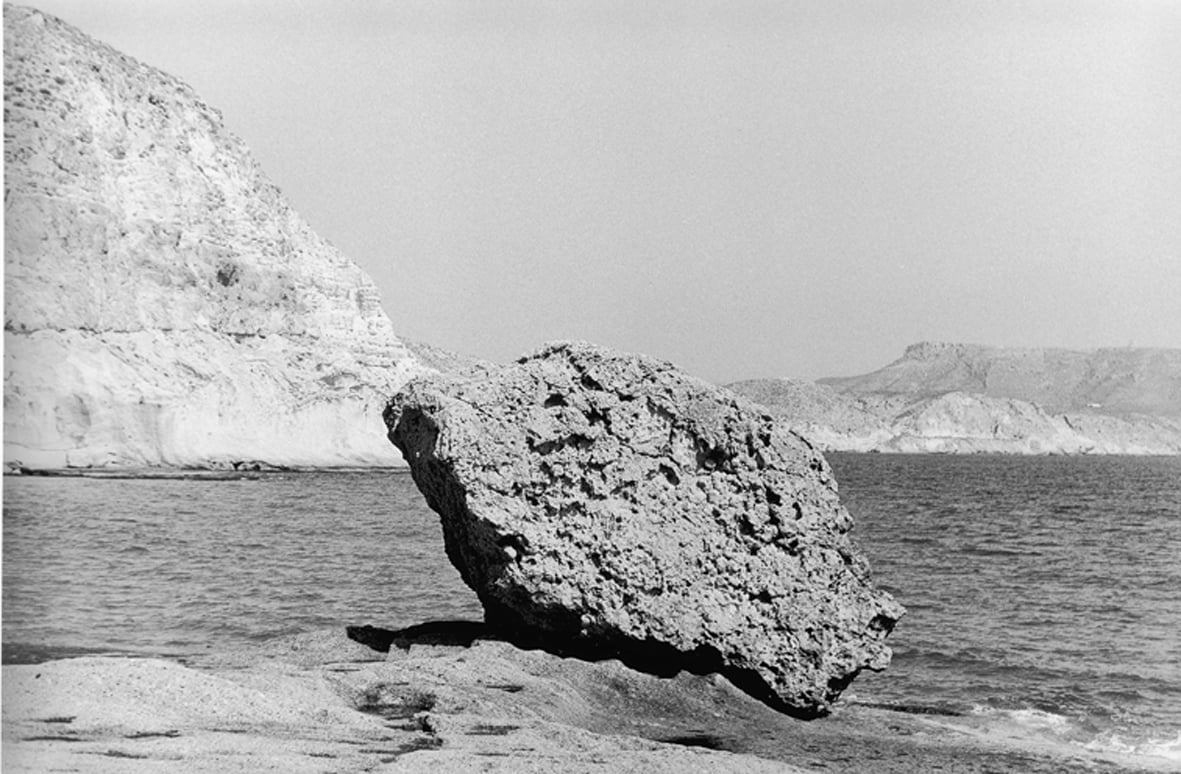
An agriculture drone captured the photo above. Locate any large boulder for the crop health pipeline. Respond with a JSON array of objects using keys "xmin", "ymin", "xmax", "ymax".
[{"xmin": 384, "ymin": 341, "xmax": 903, "ymax": 717}]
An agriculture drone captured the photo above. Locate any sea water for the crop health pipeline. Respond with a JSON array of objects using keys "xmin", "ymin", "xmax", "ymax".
[
  {"xmin": 831, "ymin": 453, "xmax": 1181, "ymax": 766},
  {"xmin": 3, "ymin": 455, "xmax": 1179, "ymax": 766}
]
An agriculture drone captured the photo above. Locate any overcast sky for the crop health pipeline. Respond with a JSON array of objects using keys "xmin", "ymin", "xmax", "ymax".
[{"xmin": 22, "ymin": 1, "xmax": 1181, "ymax": 381}]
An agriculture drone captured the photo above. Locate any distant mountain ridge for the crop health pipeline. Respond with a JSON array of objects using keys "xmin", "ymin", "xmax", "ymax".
[
  {"xmin": 730, "ymin": 344, "xmax": 1181, "ymax": 455},
  {"xmin": 820, "ymin": 342, "xmax": 1181, "ymax": 418}
]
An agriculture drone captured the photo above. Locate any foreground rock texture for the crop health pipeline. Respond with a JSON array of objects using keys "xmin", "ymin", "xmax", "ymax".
[
  {"xmin": 1, "ymin": 643, "xmax": 802, "ymax": 774},
  {"xmin": 385, "ymin": 341, "xmax": 903, "ymax": 717},
  {"xmin": 3, "ymin": 4, "xmax": 424, "ymax": 468},
  {"xmin": 730, "ymin": 344, "xmax": 1181, "ymax": 455},
  {"xmin": 3, "ymin": 629, "xmax": 1144, "ymax": 774}
]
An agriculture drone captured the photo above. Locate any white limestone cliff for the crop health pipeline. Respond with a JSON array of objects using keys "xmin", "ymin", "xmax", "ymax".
[{"xmin": 3, "ymin": 4, "xmax": 426, "ymax": 469}]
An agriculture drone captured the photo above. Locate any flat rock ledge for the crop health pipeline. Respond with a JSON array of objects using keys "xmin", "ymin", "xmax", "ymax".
[
  {"xmin": 1, "ymin": 627, "xmax": 1143, "ymax": 774},
  {"xmin": 384, "ymin": 341, "xmax": 903, "ymax": 717}
]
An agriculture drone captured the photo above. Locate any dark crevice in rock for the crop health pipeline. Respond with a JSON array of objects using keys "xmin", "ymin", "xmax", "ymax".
[
  {"xmin": 868, "ymin": 612, "xmax": 899, "ymax": 636},
  {"xmin": 660, "ymin": 733, "xmax": 731, "ymax": 750},
  {"xmin": 695, "ymin": 443, "xmax": 732, "ymax": 472},
  {"xmin": 658, "ymin": 464, "xmax": 680, "ymax": 486},
  {"xmin": 531, "ymin": 433, "xmax": 595, "ymax": 456}
]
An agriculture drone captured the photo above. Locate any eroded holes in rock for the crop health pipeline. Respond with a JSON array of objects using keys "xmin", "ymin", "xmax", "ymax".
[
  {"xmin": 659, "ymin": 464, "xmax": 680, "ymax": 486},
  {"xmin": 532, "ymin": 433, "xmax": 593, "ymax": 455},
  {"xmin": 580, "ymin": 373, "xmax": 604, "ymax": 391},
  {"xmin": 215, "ymin": 263, "xmax": 239, "ymax": 287},
  {"xmin": 765, "ymin": 487, "xmax": 783, "ymax": 507},
  {"xmin": 612, "ymin": 479, "xmax": 637, "ymax": 496},
  {"xmin": 585, "ymin": 406, "xmax": 609, "ymax": 427},
  {"xmin": 868, "ymin": 613, "xmax": 898, "ymax": 636},
  {"xmin": 696, "ymin": 444, "xmax": 729, "ymax": 472},
  {"xmin": 544, "ymin": 393, "xmax": 567, "ymax": 408},
  {"xmin": 496, "ymin": 534, "xmax": 528, "ymax": 559}
]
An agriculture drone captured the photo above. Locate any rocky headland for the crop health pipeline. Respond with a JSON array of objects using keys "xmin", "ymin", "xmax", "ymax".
[
  {"xmin": 730, "ymin": 343, "xmax": 1181, "ymax": 455},
  {"xmin": 3, "ymin": 3, "xmax": 426, "ymax": 470}
]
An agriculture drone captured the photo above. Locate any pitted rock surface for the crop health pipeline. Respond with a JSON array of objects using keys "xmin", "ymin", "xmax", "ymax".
[{"xmin": 385, "ymin": 341, "xmax": 904, "ymax": 717}]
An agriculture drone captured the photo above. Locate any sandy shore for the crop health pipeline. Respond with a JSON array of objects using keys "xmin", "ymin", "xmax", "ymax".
[{"xmin": 1, "ymin": 625, "xmax": 1164, "ymax": 773}]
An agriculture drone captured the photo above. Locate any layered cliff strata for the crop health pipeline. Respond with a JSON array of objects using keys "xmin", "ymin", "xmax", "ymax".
[{"xmin": 4, "ymin": 4, "xmax": 424, "ymax": 468}]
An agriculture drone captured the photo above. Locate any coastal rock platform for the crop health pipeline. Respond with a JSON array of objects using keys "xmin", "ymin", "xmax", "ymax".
[{"xmin": 1, "ymin": 626, "xmax": 1158, "ymax": 773}]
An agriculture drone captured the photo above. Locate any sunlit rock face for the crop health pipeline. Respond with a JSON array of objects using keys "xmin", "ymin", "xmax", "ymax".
[
  {"xmin": 729, "ymin": 344, "xmax": 1181, "ymax": 455},
  {"xmin": 385, "ymin": 341, "xmax": 904, "ymax": 718},
  {"xmin": 4, "ymin": 4, "xmax": 424, "ymax": 468}
]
